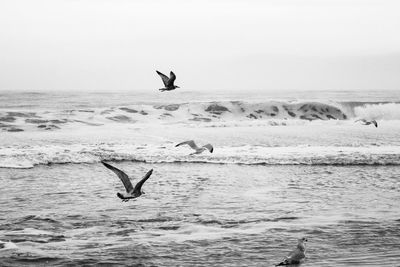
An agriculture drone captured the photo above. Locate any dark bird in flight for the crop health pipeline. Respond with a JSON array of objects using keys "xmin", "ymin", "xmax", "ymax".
[
  {"xmin": 355, "ymin": 119, "xmax": 378, "ymax": 128},
  {"xmin": 156, "ymin": 70, "xmax": 179, "ymax": 91},
  {"xmin": 101, "ymin": 161, "xmax": 153, "ymax": 202}
]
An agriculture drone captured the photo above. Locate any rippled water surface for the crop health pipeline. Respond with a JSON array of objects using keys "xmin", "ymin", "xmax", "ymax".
[
  {"xmin": 1, "ymin": 90, "xmax": 400, "ymax": 266},
  {"xmin": 1, "ymin": 163, "xmax": 399, "ymax": 266}
]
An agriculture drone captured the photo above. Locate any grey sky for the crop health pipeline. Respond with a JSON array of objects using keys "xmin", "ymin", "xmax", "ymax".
[{"xmin": 0, "ymin": 0, "xmax": 399, "ymax": 92}]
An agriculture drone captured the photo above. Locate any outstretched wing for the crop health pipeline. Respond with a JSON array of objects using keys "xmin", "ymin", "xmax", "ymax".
[
  {"xmin": 372, "ymin": 120, "xmax": 378, "ymax": 127},
  {"xmin": 133, "ymin": 169, "xmax": 153, "ymax": 194},
  {"xmin": 156, "ymin": 70, "xmax": 169, "ymax": 87},
  {"xmin": 202, "ymin": 144, "xmax": 214, "ymax": 153},
  {"xmin": 102, "ymin": 161, "xmax": 134, "ymax": 193},
  {"xmin": 168, "ymin": 71, "xmax": 176, "ymax": 86},
  {"xmin": 175, "ymin": 140, "xmax": 199, "ymax": 150}
]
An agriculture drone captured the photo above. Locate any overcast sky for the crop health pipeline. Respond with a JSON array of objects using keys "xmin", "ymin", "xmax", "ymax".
[{"xmin": 0, "ymin": 0, "xmax": 399, "ymax": 92}]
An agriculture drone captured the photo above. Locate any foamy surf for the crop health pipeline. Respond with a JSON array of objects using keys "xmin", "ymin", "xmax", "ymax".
[
  {"xmin": 0, "ymin": 240, "xmax": 18, "ymax": 251},
  {"xmin": 1, "ymin": 143, "xmax": 400, "ymax": 168},
  {"xmin": 1, "ymin": 92, "xmax": 399, "ymax": 169},
  {"xmin": 1, "ymin": 100, "xmax": 400, "ymax": 133}
]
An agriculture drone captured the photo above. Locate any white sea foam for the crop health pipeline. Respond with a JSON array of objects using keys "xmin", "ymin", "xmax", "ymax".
[
  {"xmin": 2, "ymin": 100, "xmax": 396, "ymax": 133},
  {"xmin": 136, "ymin": 223, "xmax": 266, "ymax": 243},
  {"xmin": 1, "ymin": 92, "xmax": 400, "ymax": 168},
  {"xmin": 0, "ymin": 240, "xmax": 18, "ymax": 251},
  {"xmin": 353, "ymin": 103, "xmax": 400, "ymax": 120},
  {"xmin": 1, "ymin": 99, "xmax": 400, "ymax": 137},
  {"xmin": 1, "ymin": 143, "xmax": 400, "ymax": 168}
]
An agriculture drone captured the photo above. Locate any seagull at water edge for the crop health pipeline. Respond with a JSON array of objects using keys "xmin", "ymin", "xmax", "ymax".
[{"xmin": 275, "ymin": 237, "xmax": 308, "ymax": 266}]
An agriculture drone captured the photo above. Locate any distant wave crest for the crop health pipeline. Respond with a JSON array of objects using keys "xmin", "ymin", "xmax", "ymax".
[
  {"xmin": 352, "ymin": 103, "xmax": 400, "ymax": 120},
  {"xmin": 3, "ymin": 100, "xmax": 400, "ymax": 132}
]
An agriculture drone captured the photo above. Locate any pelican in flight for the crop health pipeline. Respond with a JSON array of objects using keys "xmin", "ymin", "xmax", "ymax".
[
  {"xmin": 355, "ymin": 119, "xmax": 378, "ymax": 127},
  {"xmin": 156, "ymin": 70, "xmax": 179, "ymax": 91},
  {"xmin": 276, "ymin": 237, "xmax": 308, "ymax": 266},
  {"xmin": 101, "ymin": 161, "xmax": 153, "ymax": 202},
  {"xmin": 175, "ymin": 140, "xmax": 214, "ymax": 155}
]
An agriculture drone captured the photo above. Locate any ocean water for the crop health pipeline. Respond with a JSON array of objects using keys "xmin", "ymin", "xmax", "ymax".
[{"xmin": 0, "ymin": 90, "xmax": 400, "ymax": 266}]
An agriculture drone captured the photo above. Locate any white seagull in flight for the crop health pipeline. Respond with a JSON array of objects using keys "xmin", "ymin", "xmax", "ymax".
[
  {"xmin": 156, "ymin": 70, "xmax": 179, "ymax": 91},
  {"xmin": 276, "ymin": 237, "xmax": 308, "ymax": 266},
  {"xmin": 175, "ymin": 140, "xmax": 214, "ymax": 155},
  {"xmin": 102, "ymin": 161, "xmax": 153, "ymax": 202}
]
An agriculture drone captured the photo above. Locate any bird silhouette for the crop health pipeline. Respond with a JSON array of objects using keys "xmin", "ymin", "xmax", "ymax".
[
  {"xmin": 102, "ymin": 161, "xmax": 153, "ymax": 202},
  {"xmin": 156, "ymin": 70, "xmax": 179, "ymax": 91}
]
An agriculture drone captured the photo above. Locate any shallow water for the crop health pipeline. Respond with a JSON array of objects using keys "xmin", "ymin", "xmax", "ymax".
[
  {"xmin": 1, "ymin": 163, "xmax": 399, "ymax": 266},
  {"xmin": 1, "ymin": 90, "xmax": 400, "ymax": 266}
]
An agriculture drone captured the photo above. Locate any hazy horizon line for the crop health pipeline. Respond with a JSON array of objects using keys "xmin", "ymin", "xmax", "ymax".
[{"xmin": 0, "ymin": 88, "xmax": 398, "ymax": 94}]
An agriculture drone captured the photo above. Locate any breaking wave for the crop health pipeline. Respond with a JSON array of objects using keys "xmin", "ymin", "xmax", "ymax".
[
  {"xmin": 1, "ymin": 100, "xmax": 399, "ymax": 132},
  {"xmin": 352, "ymin": 102, "xmax": 400, "ymax": 120},
  {"xmin": 2, "ymin": 98, "xmax": 399, "ymax": 168}
]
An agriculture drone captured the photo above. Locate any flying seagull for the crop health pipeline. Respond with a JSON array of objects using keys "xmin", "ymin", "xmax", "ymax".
[
  {"xmin": 355, "ymin": 119, "xmax": 378, "ymax": 127},
  {"xmin": 156, "ymin": 70, "xmax": 179, "ymax": 91},
  {"xmin": 276, "ymin": 237, "xmax": 308, "ymax": 266},
  {"xmin": 175, "ymin": 140, "xmax": 214, "ymax": 155},
  {"xmin": 101, "ymin": 161, "xmax": 153, "ymax": 202}
]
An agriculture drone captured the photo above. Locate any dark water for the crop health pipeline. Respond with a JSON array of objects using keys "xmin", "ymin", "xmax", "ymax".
[{"xmin": 1, "ymin": 163, "xmax": 399, "ymax": 266}]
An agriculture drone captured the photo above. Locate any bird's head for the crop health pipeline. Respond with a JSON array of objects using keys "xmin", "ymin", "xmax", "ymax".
[
  {"xmin": 299, "ymin": 237, "xmax": 308, "ymax": 243},
  {"xmin": 297, "ymin": 237, "xmax": 307, "ymax": 252}
]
